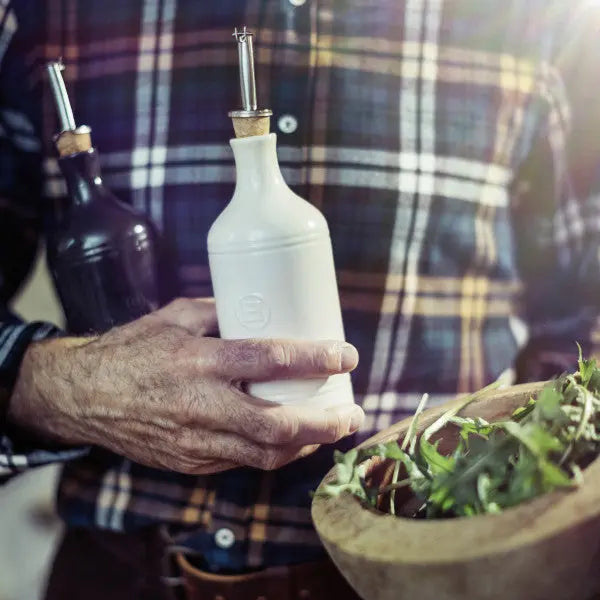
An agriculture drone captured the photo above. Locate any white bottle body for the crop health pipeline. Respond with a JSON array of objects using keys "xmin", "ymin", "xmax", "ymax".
[{"xmin": 207, "ymin": 133, "xmax": 354, "ymax": 407}]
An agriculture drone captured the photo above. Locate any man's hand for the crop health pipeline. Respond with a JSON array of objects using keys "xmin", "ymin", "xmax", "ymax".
[{"xmin": 7, "ymin": 298, "xmax": 363, "ymax": 474}]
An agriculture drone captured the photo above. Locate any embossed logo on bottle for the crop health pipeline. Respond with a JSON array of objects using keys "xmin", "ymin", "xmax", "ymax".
[{"xmin": 236, "ymin": 293, "xmax": 270, "ymax": 330}]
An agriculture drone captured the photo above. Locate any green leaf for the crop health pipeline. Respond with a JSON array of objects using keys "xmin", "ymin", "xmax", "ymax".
[
  {"xmin": 502, "ymin": 450, "xmax": 544, "ymax": 506},
  {"xmin": 316, "ymin": 481, "xmax": 368, "ymax": 501},
  {"xmin": 422, "ymin": 380, "xmax": 502, "ymax": 443},
  {"xmin": 477, "ymin": 472, "xmax": 491, "ymax": 506},
  {"xmin": 419, "ymin": 437, "xmax": 455, "ymax": 475},
  {"xmin": 334, "ymin": 449, "xmax": 359, "ymax": 484},
  {"xmin": 572, "ymin": 387, "xmax": 595, "ymax": 442},
  {"xmin": 401, "ymin": 393, "xmax": 429, "ymax": 452},
  {"xmin": 379, "ymin": 440, "xmax": 405, "ymax": 460},
  {"xmin": 587, "ymin": 368, "xmax": 600, "ymax": 394},
  {"xmin": 577, "ymin": 342, "xmax": 598, "ymax": 388},
  {"xmin": 501, "ymin": 421, "xmax": 574, "ymax": 489},
  {"xmin": 424, "ymin": 433, "xmax": 512, "ymax": 516},
  {"xmin": 536, "ymin": 386, "xmax": 563, "ymax": 421},
  {"xmin": 512, "ymin": 397, "xmax": 536, "ymax": 422},
  {"xmin": 501, "ymin": 421, "xmax": 564, "ymax": 456},
  {"xmin": 537, "ymin": 458, "xmax": 574, "ymax": 488},
  {"xmin": 314, "ymin": 448, "xmax": 372, "ymax": 503}
]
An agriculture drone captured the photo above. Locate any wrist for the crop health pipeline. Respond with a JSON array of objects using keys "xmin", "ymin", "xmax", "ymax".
[{"xmin": 7, "ymin": 336, "xmax": 95, "ymax": 446}]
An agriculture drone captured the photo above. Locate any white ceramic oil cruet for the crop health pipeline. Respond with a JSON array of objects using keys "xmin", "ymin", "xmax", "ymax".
[{"xmin": 207, "ymin": 27, "xmax": 354, "ymax": 407}]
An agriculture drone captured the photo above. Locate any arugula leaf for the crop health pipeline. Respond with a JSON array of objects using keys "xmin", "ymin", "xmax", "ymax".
[
  {"xmin": 577, "ymin": 342, "xmax": 597, "ymax": 388},
  {"xmin": 422, "ymin": 380, "xmax": 502, "ymax": 443},
  {"xmin": 374, "ymin": 441, "xmax": 405, "ymax": 461},
  {"xmin": 535, "ymin": 386, "xmax": 564, "ymax": 422},
  {"xmin": 316, "ymin": 449, "xmax": 369, "ymax": 502},
  {"xmin": 501, "ymin": 421, "xmax": 563, "ymax": 455},
  {"xmin": 402, "ymin": 393, "xmax": 429, "ymax": 452},
  {"xmin": 419, "ymin": 438, "xmax": 455, "ymax": 475},
  {"xmin": 512, "ymin": 397, "xmax": 536, "ymax": 421}
]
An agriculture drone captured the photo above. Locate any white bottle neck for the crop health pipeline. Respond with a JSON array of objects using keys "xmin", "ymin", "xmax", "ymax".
[{"xmin": 230, "ymin": 133, "xmax": 287, "ymax": 201}]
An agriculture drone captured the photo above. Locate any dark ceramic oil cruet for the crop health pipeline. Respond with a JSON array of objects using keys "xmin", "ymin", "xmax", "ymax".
[{"xmin": 44, "ymin": 60, "xmax": 161, "ymax": 335}]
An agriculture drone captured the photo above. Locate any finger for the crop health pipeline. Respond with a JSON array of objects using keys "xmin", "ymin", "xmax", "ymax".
[
  {"xmin": 120, "ymin": 433, "xmax": 240, "ymax": 475},
  {"xmin": 153, "ymin": 297, "xmax": 219, "ymax": 336},
  {"xmin": 186, "ymin": 447, "xmax": 318, "ymax": 474},
  {"xmin": 216, "ymin": 391, "xmax": 365, "ymax": 446},
  {"xmin": 174, "ymin": 458, "xmax": 238, "ymax": 475},
  {"xmin": 212, "ymin": 338, "xmax": 359, "ymax": 382},
  {"xmin": 180, "ymin": 428, "xmax": 321, "ymax": 471}
]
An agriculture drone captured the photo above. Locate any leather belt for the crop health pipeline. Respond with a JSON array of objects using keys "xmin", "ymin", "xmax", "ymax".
[{"xmin": 175, "ymin": 551, "xmax": 362, "ymax": 600}]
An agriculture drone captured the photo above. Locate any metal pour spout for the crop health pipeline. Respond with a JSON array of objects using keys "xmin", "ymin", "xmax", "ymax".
[
  {"xmin": 234, "ymin": 27, "xmax": 258, "ymax": 111},
  {"xmin": 228, "ymin": 26, "xmax": 272, "ymax": 134},
  {"xmin": 45, "ymin": 59, "xmax": 92, "ymax": 156},
  {"xmin": 46, "ymin": 59, "xmax": 76, "ymax": 132}
]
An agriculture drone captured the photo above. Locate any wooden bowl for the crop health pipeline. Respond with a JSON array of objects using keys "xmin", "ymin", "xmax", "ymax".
[{"xmin": 312, "ymin": 382, "xmax": 600, "ymax": 600}]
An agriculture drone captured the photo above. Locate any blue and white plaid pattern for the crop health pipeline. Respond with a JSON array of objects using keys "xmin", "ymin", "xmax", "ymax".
[{"xmin": 1, "ymin": 0, "xmax": 599, "ymax": 570}]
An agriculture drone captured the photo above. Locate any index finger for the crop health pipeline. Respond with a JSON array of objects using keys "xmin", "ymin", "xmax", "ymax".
[{"xmin": 213, "ymin": 338, "xmax": 359, "ymax": 382}]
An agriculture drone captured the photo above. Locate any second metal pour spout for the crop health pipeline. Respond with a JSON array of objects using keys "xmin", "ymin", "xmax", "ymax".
[
  {"xmin": 228, "ymin": 26, "xmax": 272, "ymax": 137},
  {"xmin": 46, "ymin": 59, "xmax": 76, "ymax": 132},
  {"xmin": 233, "ymin": 27, "xmax": 258, "ymax": 112},
  {"xmin": 45, "ymin": 59, "xmax": 92, "ymax": 156}
]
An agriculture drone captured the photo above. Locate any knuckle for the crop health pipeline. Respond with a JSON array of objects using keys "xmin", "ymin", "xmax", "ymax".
[
  {"xmin": 177, "ymin": 338, "xmax": 202, "ymax": 366},
  {"xmin": 157, "ymin": 333, "xmax": 182, "ymax": 356},
  {"xmin": 168, "ymin": 297, "xmax": 191, "ymax": 312},
  {"xmin": 331, "ymin": 411, "xmax": 347, "ymax": 441},
  {"xmin": 217, "ymin": 340, "xmax": 252, "ymax": 371},
  {"xmin": 179, "ymin": 463, "xmax": 197, "ymax": 475},
  {"xmin": 259, "ymin": 448, "xmax": 282, "ymax": 471},
  {"xmin": 260, "ymin": 411, "xmax": 298, "ymax": 444},
  {"xmin": 316, "ymin": 345, "xmax": 341, "ymax": 373},
  {"xmin": 177, "ymin": 427, "xmax": 198, "ymax": 452},
  {"xmin": 184, "ymin": 463, "xmax": 203, "ymax": 475},
  {"xmin": 265, "ymin": 343, "xmax": 293, "ymax": 371},
  {"xmin": 171, "ymin": 456, "xmax": 198, "ymax": 475},
  {"xmin": 315, "ymin": 411, "xmax": 346, "ymax": 443},
  {"xmin": 134, "ymin": 311, "xmax": 159, "ymax": 331}
]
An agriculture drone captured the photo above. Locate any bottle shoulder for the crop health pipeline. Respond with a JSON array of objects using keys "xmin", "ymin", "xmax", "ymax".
[
  {"xmin": 48, "ymin": 194, "xmax": 156, "ymax": 258},
  {"xmin": 208, "ymin": 188, "xmax": 329, "ymax": 253}
]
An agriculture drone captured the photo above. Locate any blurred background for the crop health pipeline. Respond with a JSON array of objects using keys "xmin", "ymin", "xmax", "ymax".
[{"xmin": 0, "ymin": 247, "xmax": 64, "ymax": 600}]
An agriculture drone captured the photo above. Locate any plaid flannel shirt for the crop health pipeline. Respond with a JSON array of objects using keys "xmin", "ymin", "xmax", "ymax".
[{"xmin": 1, "ymin": 0, "xmax": 600, "ymax": 570}]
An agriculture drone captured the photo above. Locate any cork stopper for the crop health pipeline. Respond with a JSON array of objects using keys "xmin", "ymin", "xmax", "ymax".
[
  {"xmin": 55, "ymin": 126, "xmax": 92, "ymax": 157},
  {"xmin": 229, "ymin": 27, "xmax": 272, "ymax": 139},
  {"xmin": 231, "ymin": 115, "xmax": 270, "ymax": 138}
]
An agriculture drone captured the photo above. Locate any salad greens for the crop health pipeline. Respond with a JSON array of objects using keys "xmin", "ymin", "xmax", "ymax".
[{"xmin": 317, "ymin": 346, "xmax": 600, "ymax": 518}]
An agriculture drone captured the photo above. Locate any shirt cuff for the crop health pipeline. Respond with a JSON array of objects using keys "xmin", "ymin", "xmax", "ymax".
[
  {"xmin": 0, "ymin": 436, "xmax": 88, "ymax": 479},
  {"xmin": 0, "ymin": 320, "xmax": 89, "ymax": 481}
]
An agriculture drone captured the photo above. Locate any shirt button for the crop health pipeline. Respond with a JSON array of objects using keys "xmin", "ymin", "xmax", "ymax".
[
  {"xmin": 278, "ymin": 114, "xmax": 298, "ymax": 134},
  {"xmin": 289, "ymin": 0, "xmax": 306, "ymax": 5},
  {"xmin": 214, "ymin": 527, "xmax": 235, "ymax": 549}
]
